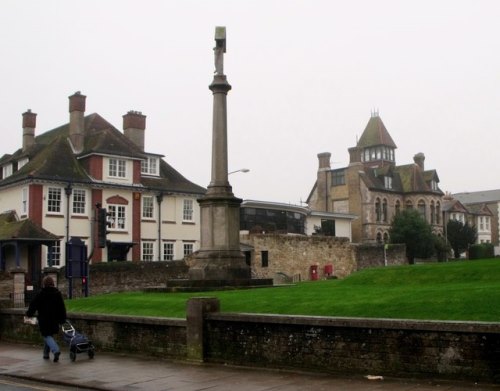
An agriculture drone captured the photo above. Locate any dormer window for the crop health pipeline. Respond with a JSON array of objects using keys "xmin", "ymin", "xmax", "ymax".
[
  {"xmin": 430, "ymin": 180, "xmax": 438, "ymax": 191},
  {"xmin": 2, "ymin": 164, "xmax": 13, "ymax": 178},
  {"xmin": 141, "ymin": 156, "xmax": 159, "ymax": 176},
  {"xmin": 17, "ymin": 157, "xmax": 29, "ymax": 170},
  {"xmin": 384, "ymin": 176, "xmax": 393, "ymax": 189},
  {"xmin": 109, "ymin": 158, "xmax": 126, "ymax": 178}
]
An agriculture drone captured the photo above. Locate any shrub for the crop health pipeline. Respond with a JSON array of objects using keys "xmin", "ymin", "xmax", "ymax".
[{"xmin": 469, "ymin": 243, "xmax": 494, "ymax": 259}]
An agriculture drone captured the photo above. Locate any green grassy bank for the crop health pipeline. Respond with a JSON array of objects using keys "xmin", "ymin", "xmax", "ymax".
[{"xmin": 66, "ymin": 259, "xmax": 500, "ymax": 321}]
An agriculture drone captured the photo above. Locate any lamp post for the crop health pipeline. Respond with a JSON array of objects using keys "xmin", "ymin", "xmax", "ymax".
[{"xmin": 228, "ymin": 168, "xmax": 250, "ymax": 175}]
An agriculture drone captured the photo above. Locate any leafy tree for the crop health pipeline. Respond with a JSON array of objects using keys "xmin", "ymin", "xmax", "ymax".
[
  {"xmin": 389, "ymin": 209, "xmax": 435, "ymax": 264},
  {"xmin": 446, "ymin": 220, "xmax": 477, "ymax": 259},
  {"xmin": 433, "ymin": 234, "xmax": 450, "ymax": 262}
]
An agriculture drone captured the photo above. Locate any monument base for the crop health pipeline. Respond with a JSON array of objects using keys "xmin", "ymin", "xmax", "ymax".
[{"xmin": 188, "ymin": 250, "xmax": 250, "ymax": 280}]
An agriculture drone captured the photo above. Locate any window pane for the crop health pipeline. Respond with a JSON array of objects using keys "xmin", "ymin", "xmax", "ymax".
[
  {"xmin": 142, "ymin": 196, "xmax": 154, "ymax": 218},
  {"xmin": 48, "ymin": 187, "xmax": 62, "ymax": 213},
  {"xmin": 163, "ymin": 242, "xmax": 174, "ymax": 261},
  {"xmin": 183, "ymin": 243, "xmax": 193, "ymax": 256},
  {"xmin": 183, "ymin": 199, "xmax": 194, "ymax": 221},
  {"xmin": 72, "ymin": 189, "xmax": 86, "ymax": 214},
  {"xmin": 142, "ymin": 241, "xmax": 154, "ymax": 261}
]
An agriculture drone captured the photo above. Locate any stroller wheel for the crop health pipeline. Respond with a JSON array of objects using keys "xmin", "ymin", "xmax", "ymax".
[
  {"xmin": 70, "ymin": 351, "xmax": 76, "ymax": 362},
  {"xmin": 88, "ymin": 349, "xmax": 95, "ymax": 359}
]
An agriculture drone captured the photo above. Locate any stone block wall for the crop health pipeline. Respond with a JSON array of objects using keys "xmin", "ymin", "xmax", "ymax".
[
  {"xmin": 1, "ymin": 304, "xmax": 499, "ymax": 383},
  {"xmin": 240, "ymin": 233, "xmax": 407, "ymax": 281},
  {"xmin": 205, "ymin": 313, "xmax": 500, "ymax": 383}
]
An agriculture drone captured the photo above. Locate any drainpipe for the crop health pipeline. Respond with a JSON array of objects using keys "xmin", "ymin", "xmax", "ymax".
[
  {"xmin": 156, "ymin": 192, "xmax": 163, "ymax": 261},
  {"xmin": 64, "ymin": 183, "xmax": 73, "ymax": 243}
]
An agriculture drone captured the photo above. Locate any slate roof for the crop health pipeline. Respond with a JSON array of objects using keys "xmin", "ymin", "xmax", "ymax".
[
  {"xmin": 358, "ymin": 163, "xmax": 442, "ymax": 195},
  {"xmin": 0, "ymin": 210, "xmax": 58, "ymax": 243},
  {"xmin": 453, "ymin": 189, "xmax": 500, "ymax": 204},
  {"xmin": 0, "ymin": 113, "xmax": 206, "ymax": 195},
  {"xmin": 357, "ymin": 115, "xmax": 397, "ymax": 148}
]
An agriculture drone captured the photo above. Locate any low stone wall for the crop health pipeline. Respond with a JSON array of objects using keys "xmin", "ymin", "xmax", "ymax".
[
  {"xmin": 205, "ymin": 313, "xmax": 500, "ymax": 383},
  {"xmin": 0, "ymin": 309, "xmax": 187, "ymax": 359},
  {"xmin": 2, "ymin": 300, "xmax": 499, "ymax": 384}
]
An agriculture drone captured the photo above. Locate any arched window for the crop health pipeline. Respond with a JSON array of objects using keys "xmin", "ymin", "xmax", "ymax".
[
  {"xmin": 395, "ymin": 200, "xmax": 401, "ymax": 215},
  {"xmin": 430, "ymin": 201, "xmax": 435, "ymax": 224},
  {"xmin": 382, "ymin": 199, "xmax": 388, "ymax": 222},
  {"xmin": 405, "ymin": 200, "xmax": 413, "ymax": 209},
  {"xmin": 436, "ymin": 202, "xmax": 441, "ymax": 224},
  {"xmin": 375, "ymin": 198, "xmax": 381, "ymax": 222},
  {"xmin": 418, "ymin": 199, "xmax": 426, "ymax": 220},
  {"xmin": 383, "ymin": 232, "xmax": 389, "ymax": 243},
  {"xmin": 376, "ymin": 232, "xmax": 382, "ymax": 243}
]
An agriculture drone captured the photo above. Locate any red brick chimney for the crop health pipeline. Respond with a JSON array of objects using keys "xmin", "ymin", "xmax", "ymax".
[
  {"xmin": 22, "ymin": 109, "xmax": 37, "ymax": 151},
  {"xmin": 123, "ymin": 111, "xmax": 146, "ymax": 151},
  {"xmin": 68, "ymin": 91, "xmax": 86, "ymax": 153}
]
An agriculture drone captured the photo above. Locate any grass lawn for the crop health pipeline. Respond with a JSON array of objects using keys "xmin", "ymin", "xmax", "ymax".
[{"xmin": 65, "ymin": 258, "xmax": 500, "ymax": 322}]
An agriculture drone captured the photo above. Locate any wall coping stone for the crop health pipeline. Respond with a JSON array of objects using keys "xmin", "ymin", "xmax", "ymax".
[
  {"xmin": 208, "ymin": 312, "xmax": 500, "ymax": 333},
  {"xmin": 2, "ymin": 308, "xmax": 186, "ymax": 327}
]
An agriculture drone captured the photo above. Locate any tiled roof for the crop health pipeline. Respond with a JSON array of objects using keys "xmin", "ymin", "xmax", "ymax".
[
  {"xmin": 466, "ymin": 203, "xmax": 493, "ymax": 216},
  {"xmin": 358, "ymin": 163, "xmax": 442, "ymax": 195},
  {"xmin": 0, "ymin": 211, "xmax": 58, "ymax": 242},
  {"xmin": 453, "ymin": 189, "xmax": 500, "ymax": 204},
  {"xmin": 0, "ymin": 113, "xmax": 206, "ymax": 195},
  {"xmin": 357, "ymin": 115, "xmax": 397, "ymax": 148}
]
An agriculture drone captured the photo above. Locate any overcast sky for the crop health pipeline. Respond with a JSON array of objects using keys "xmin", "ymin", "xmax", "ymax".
[{"xmin": 1, "ymin": 1, "xmax": 499, "ymax": 204}]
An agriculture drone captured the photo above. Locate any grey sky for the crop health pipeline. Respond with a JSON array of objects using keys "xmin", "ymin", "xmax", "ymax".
[{"xmin": 1, "ymin": 0, "xmax": 499, "ymax": 204}]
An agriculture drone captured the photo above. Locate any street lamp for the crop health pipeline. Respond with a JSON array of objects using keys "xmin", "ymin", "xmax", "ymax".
[{"xmin": 228, "ymin": 168, "xmax": 250, "ymax": 175}]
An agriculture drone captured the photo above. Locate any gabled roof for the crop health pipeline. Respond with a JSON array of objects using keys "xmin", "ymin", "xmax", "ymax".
[
  {"xmin": 466, "ymin": 203, "xmax": 493, "ymax": 216},
  {"xmin": 0, "ymin": 211, "xmax": 58, "ymax": 243},
  {"xmin": 442, "ymin": 199, "xmax": 468, "ymax": 213},
  {"xmin": 0, "ymin": 113, "xmax": 206, "ymax": 195},
  {"xmin": 453, "ymin": 189, "xmax": 500, "ymax": 204},
  {"xmin": 358, "ymin": 163, "xmax": 442, "ymax": 195},
  {"xmin": 357, "ymin": 115, "xmax": 397, "ymax": 149}
]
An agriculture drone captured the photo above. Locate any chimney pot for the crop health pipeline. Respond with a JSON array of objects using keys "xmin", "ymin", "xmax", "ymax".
[{"xmin": 413, "ymin": 152, "xmax": 425, "ymax": 170}]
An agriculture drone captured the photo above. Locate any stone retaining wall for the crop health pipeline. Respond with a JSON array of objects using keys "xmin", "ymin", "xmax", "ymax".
[{"xmin": 2, "ymin": 299, "xmax": 498, "ymax": 384}]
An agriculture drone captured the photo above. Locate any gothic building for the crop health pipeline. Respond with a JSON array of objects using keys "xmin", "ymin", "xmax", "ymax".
[{"xmin": 307, "ymin": 113, "xmax": 444, "ymax": 243}]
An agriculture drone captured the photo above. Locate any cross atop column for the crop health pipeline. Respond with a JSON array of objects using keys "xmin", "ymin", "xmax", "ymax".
[{"xmin": 214, "ymin": 26, "xmax": 226, "ymax": 75}]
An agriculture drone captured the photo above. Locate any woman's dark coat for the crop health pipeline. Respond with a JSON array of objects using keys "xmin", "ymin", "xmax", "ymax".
[{"xmin": 26, "ymin": 286, "xmax": 67, "ymax": 336}]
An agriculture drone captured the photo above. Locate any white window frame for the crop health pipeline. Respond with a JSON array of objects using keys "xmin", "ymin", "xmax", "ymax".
[
  {"xmin": 384, "ymin": 176, "xmax": 392, "ymax": 189},
  {"xmin": 2, "ymin": 164, "xmax": 13, "ymax": 178},
  {"xmin": 47, "ymin": 187, "xmax": 62, "ymax": 214},
  {"xmin": 141, "ymin": 156, "xmax": 159, "ymax": 176},
  {"xmin": 18, "ymin": 157, "xmax": 29, "ymax": 170},
  {"xmin": 108, "ymin": 204, "xmax": 127, "ymax": 230},
  {"xmin": 108, "ymin": 158, "xmax": 127, "ymax": 178},
  {"xmin": 183, "ymin": 199, "xmax": 194, "ymax": 222},
  {"xmin": 47, "ymin": 241, "xmax": 61, "ymax": 267},
  {"xmin": 163, "ymin": 241, "xmax": 175, "ymax": 261},
  {"xmin": 72, "ymin": 189, "xmax": 87, "ymax": 215},
  {"xmin": 183, "ymin": 242, "xmax": 194, "ymax": 257},
  {"xmin": 21, "ymin": 187, "xmax": 29, "ymax": 215},
  {"xmin": 141, "ymin": 241, "xmax": 155, "ymax": 261},
  {"xmin": 142, "ymin": 196, "xmax": 154, "ymax": 219}
]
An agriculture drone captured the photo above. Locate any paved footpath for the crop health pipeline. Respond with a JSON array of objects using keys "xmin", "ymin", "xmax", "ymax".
[{"xmin": 0, "ymin": 343, "xmax": 498, "ymax": 391}]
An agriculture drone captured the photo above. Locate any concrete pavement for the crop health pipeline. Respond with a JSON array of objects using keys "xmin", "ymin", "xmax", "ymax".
[{"xmin": 0, "ymin": 342, "xmax": 498, "ymax": 391}]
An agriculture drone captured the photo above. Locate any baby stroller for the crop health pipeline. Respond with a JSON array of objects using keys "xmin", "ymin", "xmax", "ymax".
[{"xmin": 62, "ymin": 321, "xmax": 95, "ymax": 361}]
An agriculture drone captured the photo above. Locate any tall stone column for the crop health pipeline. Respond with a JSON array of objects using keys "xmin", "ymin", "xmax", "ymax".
[{"xmin": 188, "ymin": 27, "xmax": 250, "ymax": 281}]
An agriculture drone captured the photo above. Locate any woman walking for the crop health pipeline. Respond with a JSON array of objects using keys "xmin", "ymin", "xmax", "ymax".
[{"xmin": 26, "ymin": 276, "xmax": 67, "ymax": 362}]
